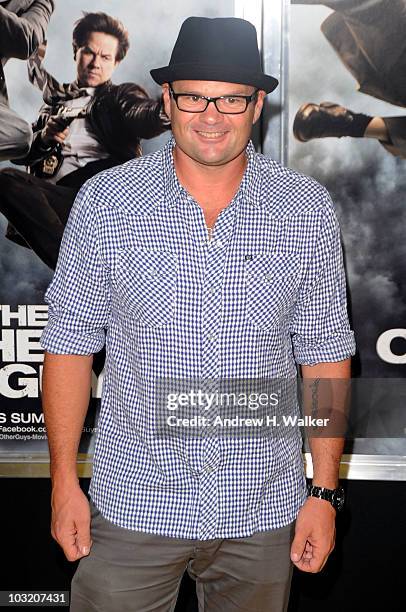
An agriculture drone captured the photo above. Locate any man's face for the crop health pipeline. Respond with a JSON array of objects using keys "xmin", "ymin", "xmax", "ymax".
[
  {"xmin": 75, "ymin": 31, "xmax": 119, "ymax": 88},
  {"xmin": 162, "ymin": 80, "xmax": 265, "ymax": 168}
]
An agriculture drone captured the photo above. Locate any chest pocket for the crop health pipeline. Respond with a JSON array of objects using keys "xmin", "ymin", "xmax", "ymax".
[
  {"xmin": 245, "ymin": 252, "xmax": 301, "ymax": 331},
  {"xmin": 114, "ymin": 247, "xmax": 178, "ymax": 328}
]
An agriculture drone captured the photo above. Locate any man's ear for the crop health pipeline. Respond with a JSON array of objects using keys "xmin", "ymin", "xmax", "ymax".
[
  {"xmin": 252, "ymin": 90, "xmax": 266, "ymax": 125},
  {"xmin": 162, "ymin": 83, "xmax": 171, "ymax": 119}
]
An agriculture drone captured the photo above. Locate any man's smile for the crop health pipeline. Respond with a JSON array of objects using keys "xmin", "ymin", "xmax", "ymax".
[{"xmin": 195, "ymin": 130, "xmax": 228, "ymax": 139}]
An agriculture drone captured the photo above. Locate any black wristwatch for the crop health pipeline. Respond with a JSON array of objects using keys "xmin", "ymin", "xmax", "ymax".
[{"xmin": 307, "ymin": 484, "xmax": 345, "ymax": 512}]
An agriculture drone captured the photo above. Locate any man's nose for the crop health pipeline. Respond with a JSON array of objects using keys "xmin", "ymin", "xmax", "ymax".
[
  {"xmin": 89, "ymin": 53, "xmax": 101, "ymax": 68},
  {"xmin": 200, "ymin": 100, "xmax": 223, "ymax": 122}
]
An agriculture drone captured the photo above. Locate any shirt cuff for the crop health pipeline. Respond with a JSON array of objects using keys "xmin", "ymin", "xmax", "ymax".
[
  {"xmin": 293, "ymin": 330, "xmax": 356, "ymax": 366},
  {"xmin": 40, "ymin": 319, "xmax": 105, "ymax": 355}
]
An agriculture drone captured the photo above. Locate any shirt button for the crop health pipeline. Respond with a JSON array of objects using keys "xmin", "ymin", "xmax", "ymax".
[
  {"xmin": 208, "ymin": 334, "xmax": 217, "ymax": 341},
  {"xmin": 205, "ymin": 465, "xmax": 215, "ymax": 473}
]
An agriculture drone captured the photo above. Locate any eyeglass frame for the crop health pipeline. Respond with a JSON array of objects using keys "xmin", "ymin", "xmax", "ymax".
[{"xmin": 168, "ymin": 84, "xmax": 259, "ymax": 114}]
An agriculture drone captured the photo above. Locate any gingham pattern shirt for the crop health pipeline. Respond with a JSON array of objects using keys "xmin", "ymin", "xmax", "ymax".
[{"xmin": 41, "ymin": 137, "xmax": 356, "ymax": 539}]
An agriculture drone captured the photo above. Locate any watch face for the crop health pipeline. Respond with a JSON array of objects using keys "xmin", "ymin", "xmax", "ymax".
[{"xmin": 333, "ymin": 487, "xmax": 345, "ymax": 511}]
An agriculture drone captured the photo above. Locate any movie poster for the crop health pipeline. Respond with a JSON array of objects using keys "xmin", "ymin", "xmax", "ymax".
[
  {"xmin": 0, "ymin": 0, "xmax": 233, "ymax": 471},
  {"xmin": 287, "ymin": 0, "xmax": 406, "ymax": 462},
  {"xmin": 1, "ymin": 0, "xmax": 404, "ymax": 477}
]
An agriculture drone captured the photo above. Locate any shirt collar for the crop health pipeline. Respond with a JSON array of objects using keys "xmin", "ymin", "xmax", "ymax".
[
  {"xmin": 162, "ymin": 136, "xmax": 263, "ymax": 209},
  {"xmin": 162, "ymin": 137, "xmax": 186, "ymax": 207}
]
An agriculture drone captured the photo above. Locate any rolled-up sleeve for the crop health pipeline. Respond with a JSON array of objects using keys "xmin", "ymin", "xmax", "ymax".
[
  {"xmin": 40, "ymin": 181, "xmax": 111, "ymax": 355},
  {"xmin": 289, "ymin": 190, "xmax": 356, "ymax": 365}
]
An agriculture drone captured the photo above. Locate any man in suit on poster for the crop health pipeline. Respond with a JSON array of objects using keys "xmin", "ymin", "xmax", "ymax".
[
  {"xmin": 41, "ymin": 16, "xmax": 355, "ymax": 611},
  {"xmin": 0, "ymin": 0, "xmax": 54, "ymax": 160}
]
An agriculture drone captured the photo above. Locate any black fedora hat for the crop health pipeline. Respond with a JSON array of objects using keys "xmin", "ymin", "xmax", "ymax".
[{"xmin": 150, "ymin": 17, "xmax": 278, "ymax": 94}]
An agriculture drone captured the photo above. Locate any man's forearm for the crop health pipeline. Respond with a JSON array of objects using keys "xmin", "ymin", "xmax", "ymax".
[
  {"xmin": 301, "ymin": 358, "xmax": 351, "ymax": 488},
  {"xmin": 307, "ymin": 437, "xmax": 344, "ymax": 489},
  {"xmin": 42, "ymin": 351, "xmax": 93, "ymax": 485}
]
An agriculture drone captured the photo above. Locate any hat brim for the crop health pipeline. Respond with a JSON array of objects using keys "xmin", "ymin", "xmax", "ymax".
[{"xmin": 150, "ymin": 63, "xmax": 278, "ymax": 94}]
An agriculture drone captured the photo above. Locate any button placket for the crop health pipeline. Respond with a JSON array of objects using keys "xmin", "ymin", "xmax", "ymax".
[
  {"xmin": 201, "ymin": 200, "xmax": 239, "ymax": 368},
  {"xmin": 201, "ymin": 254, "xmax": 222, "ymax": 378}
]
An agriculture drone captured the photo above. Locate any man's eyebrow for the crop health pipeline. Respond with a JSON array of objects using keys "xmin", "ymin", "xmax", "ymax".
[{"xmin": 83, "ymin": 45, "xmax": 112, "ymax": 56}]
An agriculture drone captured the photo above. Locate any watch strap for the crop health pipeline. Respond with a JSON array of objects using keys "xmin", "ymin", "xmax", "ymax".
[{"xmin": 307, "ymin": 484, "xmax": 345, "ymax": 511}]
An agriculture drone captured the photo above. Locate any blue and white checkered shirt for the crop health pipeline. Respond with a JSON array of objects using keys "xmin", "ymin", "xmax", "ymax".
[{"xmin": 41, "ymin": 137, "xmax": 355, "ymax": 539}]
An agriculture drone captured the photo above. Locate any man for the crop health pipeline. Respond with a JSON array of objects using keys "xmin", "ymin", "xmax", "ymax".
[
  {"xmin": 0, "ymin": 0, "xmax": 54, "ymax": 160},
  {"xmin": 41, "ymin": 17, "xmax": 355, "ymax": 612},
  {"xmin": 0, "ymin": 11, "xmax": 170, "ymax": 270},
  {"xmin": 292, "ymin": 0, "xmax": 406, "ymax": 158}
]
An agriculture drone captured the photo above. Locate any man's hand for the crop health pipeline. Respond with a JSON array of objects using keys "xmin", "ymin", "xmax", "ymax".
[
  {"xmin": 290, "ymin": 496, "xmax": 336, "ymax": 573},
  {"xmin": 51, "ymin": 481, "xmax": 92, "ymax": 562},
  {"xmin": 36, "ymin": 41, "xmax": 47, "ymax": 62},
  {"xmin": 41, "ymin": 116, "xmax": 70, "ymax": 146}
]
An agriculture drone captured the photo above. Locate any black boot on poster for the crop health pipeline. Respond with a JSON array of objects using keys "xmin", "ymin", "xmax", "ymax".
[{"xmin": 293, "ymin": 101, "xmax": 372, "ymax": 142}]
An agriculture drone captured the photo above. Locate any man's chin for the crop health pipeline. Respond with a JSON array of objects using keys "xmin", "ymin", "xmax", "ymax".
[
  {"xmin": 194, "ymin": 146, "xmax": 247, "ymax": 168},
  {"xmin": 80, "ymin": 76, "xmax": 104, "ymax": 88}
]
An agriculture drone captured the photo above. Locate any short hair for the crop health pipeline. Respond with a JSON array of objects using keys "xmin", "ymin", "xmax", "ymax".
[{"xmin": 72, "ymin": 12, "xmax": 129, "ymax": 62}]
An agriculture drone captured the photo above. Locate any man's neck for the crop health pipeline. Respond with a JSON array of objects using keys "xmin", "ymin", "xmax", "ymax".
[
  {"xmin": 76, "ymin": 79, "xmax": 111, "ymax": 91},
  {"xmin": 173, "ymin": 146, "xmax": 247, "ymax": 214}
]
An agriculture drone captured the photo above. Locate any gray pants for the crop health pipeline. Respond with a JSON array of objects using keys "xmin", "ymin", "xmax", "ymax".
[
  {"xmin": 0, "ymin": 102, "xmax": 32, "ymax": 161},
  {"xmin": 70, "ymin": 501, "xmax": 295, "ymax": 612}
]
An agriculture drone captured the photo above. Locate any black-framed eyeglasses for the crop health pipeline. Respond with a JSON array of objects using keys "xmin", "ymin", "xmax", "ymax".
[{"xmin": 169, "ymin": 84, "xmax": 259, "ymax": 114}]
